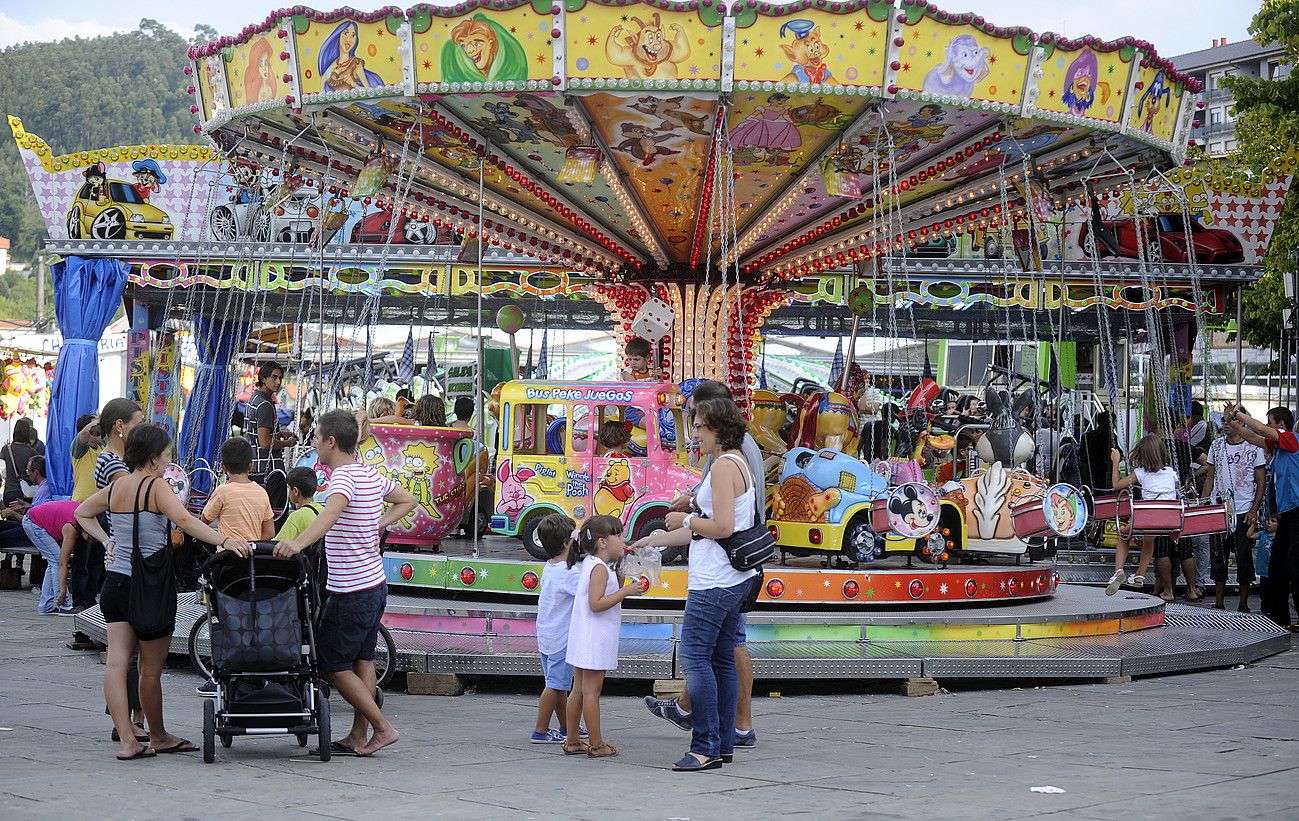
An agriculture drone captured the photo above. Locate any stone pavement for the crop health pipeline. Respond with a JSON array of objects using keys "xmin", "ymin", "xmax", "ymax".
[{"xmin": 1, "ymin": 587, "xmax": 1296, "ymax": 821}]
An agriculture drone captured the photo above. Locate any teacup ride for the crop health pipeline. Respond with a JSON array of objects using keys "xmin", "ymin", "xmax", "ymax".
[{"xmin": 298, "ymin": 424, "xmax": 478, "ymax": 551}]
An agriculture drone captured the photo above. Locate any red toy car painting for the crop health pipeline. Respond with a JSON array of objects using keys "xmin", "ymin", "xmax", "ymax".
[{"xmin": 1079, "ymin": 213, "xmax": 1244, "ymax": 264}]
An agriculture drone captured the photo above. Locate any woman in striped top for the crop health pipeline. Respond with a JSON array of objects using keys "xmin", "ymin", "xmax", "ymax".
[
  {"xmin": 275, "ymin": 410, "xmax": 416, "ymax": 756},
  {"xmin": 94, "ymin": 399, "xmax": 144, "ymax": 491}
]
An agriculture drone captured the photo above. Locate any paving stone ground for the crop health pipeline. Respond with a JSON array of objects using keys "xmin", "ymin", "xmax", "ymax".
[{"xmin": 1, "ymin": 586, "xmax": 1296, "ymax": 820}]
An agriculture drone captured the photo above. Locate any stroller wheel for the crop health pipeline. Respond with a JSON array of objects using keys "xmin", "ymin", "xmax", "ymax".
[
  {"xmin": 317, "ymin": 698, "xmax": 332, "ymax": 762},
  {"xmin": 375, "ymin": 686, "xmax": 384, "ymax": 709},
  {"xmin": 296, "ymin": 733, "xmax": 308, "ymax": 747},
  {"xmin": 221, "ymin": 734, "xmax": 233, "ymax": 748}
]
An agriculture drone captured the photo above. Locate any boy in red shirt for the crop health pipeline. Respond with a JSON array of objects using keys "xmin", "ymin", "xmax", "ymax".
[{"xmin": 275, "ymin": 410, "xmax": 416, "ymax": 756}]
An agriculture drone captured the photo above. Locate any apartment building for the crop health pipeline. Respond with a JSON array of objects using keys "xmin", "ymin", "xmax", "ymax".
[{"xmin": 1172, "ymin": 37, "xmax": 1289, "ymax": 157}]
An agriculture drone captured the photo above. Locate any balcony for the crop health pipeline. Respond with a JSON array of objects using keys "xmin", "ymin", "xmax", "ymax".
[
  {"xmin": 1192, "ymin": 121, "xmax": 1237, "ymax": 139},
  {"xmin": 1202, "ymin": 87, "xmax": 1234, "ymax": 102}
]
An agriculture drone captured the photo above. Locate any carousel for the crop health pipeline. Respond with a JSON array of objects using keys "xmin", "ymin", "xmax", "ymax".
[{"xmin": 14, "ymin": 0, "xmax": 1293, "ymax": 681}]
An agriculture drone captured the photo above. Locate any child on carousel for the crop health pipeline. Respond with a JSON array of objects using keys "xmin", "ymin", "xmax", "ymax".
[{"xmin": 620, "ymin": 337, "xmax": 663, "ymax": 382}]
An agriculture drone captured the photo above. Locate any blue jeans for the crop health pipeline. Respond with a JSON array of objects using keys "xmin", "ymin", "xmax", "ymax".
[
  {"xmin": 22, "ymin": 517, "xmax": 65, "ymax": 614},
  {"xmin": 680, "ymin": 580, "xmax": 749, "ymax": 758}
]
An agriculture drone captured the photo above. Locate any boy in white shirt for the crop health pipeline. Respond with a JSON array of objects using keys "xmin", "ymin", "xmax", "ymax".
[
  {"xmin": 531, "ymin": 513, "xmax": 585, "ymax": 744},
  {"xmin": 275, "ymin": 410, "xmax": 416, "ymax": 757}
]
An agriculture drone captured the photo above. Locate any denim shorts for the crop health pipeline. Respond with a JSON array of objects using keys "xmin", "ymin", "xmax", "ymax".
[
  {"xmin": 317, "ymin": 583, "xmax": 387, "ymax": 673},
  {"xmin": 540, "ymin": 649, "xmax": 574, "ymax": 691},
  {"xmin": 735, "ymin": 613, "xmax": 748, "ymax": 649}
]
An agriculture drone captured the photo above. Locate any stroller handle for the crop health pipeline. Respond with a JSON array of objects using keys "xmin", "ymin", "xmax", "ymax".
[{"xmin": 200, "ymin": 540, "xmax": 310, "ymax": 575}]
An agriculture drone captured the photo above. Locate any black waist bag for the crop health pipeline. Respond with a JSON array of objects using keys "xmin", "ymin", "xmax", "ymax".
[
  {"xmin": 127, "ymin": 479, "xmax": 177, "ymax": 637},
  {"xmin": 739, "ymin": 568, "xmax": 764, "ymax": 614},
  {"xmin": 719, "ymin": 523, "xmax": 777, "ymax": 571},
  {"xmin": 211, "ymin": 558, "xmax": 302, "ymax": 673}
]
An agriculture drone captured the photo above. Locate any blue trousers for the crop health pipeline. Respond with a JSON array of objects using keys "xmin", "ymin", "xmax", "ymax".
[{"xmin": 680, "ymin": 580, "xmax": 749, "ymax": 758}]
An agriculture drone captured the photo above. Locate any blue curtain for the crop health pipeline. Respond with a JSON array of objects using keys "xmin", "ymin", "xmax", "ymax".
[
  {"xmin": 47, "ymin": 257, "xmax": 129, "ymax": 498},
  {"xmin": 178, "ymin": 316, "xmax": 250, "ymax": 496}
]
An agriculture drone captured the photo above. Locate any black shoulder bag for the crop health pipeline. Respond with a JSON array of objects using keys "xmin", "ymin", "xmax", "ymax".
[
  {"xmin": 715, "ymin": 455, "xmax": 776, "ymax": 572},
  {"xmin": 127, "ymin": 478, "xmax": 178, "ymax": 637}
]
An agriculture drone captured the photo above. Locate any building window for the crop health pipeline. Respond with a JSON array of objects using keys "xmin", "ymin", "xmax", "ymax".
[
  {"xmin": 1209, "ymin": 108, "xmax": 1224, "ymax": 125},
  {"xmin": 1207, "ymin": 71, "xmax": 1224, "ymax": 90},
  {"xmin": 1225, "ymin": 139, "xmax": 1238, "ymax": 152},
  {"xmin": 1209, "ymin": 141, "xmax": 1225, "ymax": 154}
]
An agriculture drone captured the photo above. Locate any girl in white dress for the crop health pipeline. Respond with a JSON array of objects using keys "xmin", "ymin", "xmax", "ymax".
[{"xmin": 564, "ymin": 515, "xmax": 641, "ymax": 757}]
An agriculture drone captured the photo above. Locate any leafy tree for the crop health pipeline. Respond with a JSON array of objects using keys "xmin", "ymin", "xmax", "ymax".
[
  {"xmin": 1225, "ymin": 0, "xmax": 1299, "ymax": 353},
  {"xmin": 192, "ymin": 24, "xmax": 219, "ymax": 46}
]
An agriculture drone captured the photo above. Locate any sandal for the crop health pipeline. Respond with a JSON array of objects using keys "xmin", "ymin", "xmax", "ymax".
[
  {"xmin": 562, "ymin": 742, "xmax": 588, "ymax": 756},
  {"xmin": 116, "ymin": 747, "xmax": 156, "ymax": 761},
  {"xmin": 672, "ymin": 753, "xmax": 722, "ymax": 771},
  {"xmin": 586, "ymin": 743, "xmax": 618, "ymax": 758},
  {"xmin": 155, "ymin": 739, "xmax": 199, "ymax": 754}
]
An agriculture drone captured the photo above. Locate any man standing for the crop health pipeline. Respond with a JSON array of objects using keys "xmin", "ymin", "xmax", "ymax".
[
  {"xmin": 1204, "ymin": 418, "xmax": 1266, "ymax": 611},
  {"xmin": 641, "ymin": 379, "xmax": 760, "ymax": 750},
  {"xmin": 245, "ymin": 362, "xmax": 297, "ymax": 513}
]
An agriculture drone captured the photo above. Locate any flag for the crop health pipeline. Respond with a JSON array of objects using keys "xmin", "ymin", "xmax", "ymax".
[
  {"xmin": 1046, "ymin": 347, "xmax": 1062, "ymax": 399},
  {"xmin": 828, "ymin": 337, "xmax": 844, "ymax": 386},
  {"xmin": 423, "ymin": 333, "xmax": 437, "ymax": 394},
  {"xmin": 534, "ymin": 327, "xmax": 549, "ymax": 380},
  {"xmin": 396, "ymin": 327, "xmax": 415, "ymax": 385}
]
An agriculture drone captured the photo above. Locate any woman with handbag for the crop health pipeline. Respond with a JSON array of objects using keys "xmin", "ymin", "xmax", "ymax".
[
  {"xmin": 654, "ymin": 397, "xmax": 759, "ymax": 772},
  {"xmin": 76, "ymin": 425, "xmax": 252, "ymax": 761}
]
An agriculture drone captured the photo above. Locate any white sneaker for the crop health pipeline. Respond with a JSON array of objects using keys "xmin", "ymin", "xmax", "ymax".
[
  {"xmin": 1105, "ymin": 570, "xmax": 1126, "ymax": 596},
  {"xmin": 1126, "ymin": 574, "xmax": 1145, "ymax": 587}
]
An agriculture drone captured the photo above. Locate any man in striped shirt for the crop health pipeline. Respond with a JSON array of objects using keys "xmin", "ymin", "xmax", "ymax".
[{"xmin": 275, "ymin": 410, "xmax": 416, "ymax": 757}]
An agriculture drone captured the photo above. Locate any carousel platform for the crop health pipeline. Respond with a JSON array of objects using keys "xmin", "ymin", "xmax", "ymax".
[{"xmin": 72, "ymin": 585, "xmax": 1289, "ymax": 685}]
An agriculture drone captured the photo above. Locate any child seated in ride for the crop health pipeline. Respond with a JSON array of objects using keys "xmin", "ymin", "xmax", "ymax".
[
  {"xmin": 1105, "ymin": 435, "xmax": 1194, "ymax": 600},
  {"xmin": 202, "ymin": 438, "xmax": 275, "ymax": 543},
  {"xmin": 531, "ymin": 513, "xmax": 584, "ymax": 745},
  {"xmin": 274, "ymin": 467, "xmax": 322, "ymax": 543},
  {"xmin": 596, "ymin": 421, "xmax": 631, "ymax": 457},
  {"xmin": 620, "ymin": 337, "xmax": 662, "ymax": 382}
]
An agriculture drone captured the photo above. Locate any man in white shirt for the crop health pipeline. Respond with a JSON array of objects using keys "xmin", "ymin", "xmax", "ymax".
[{"xmin": 1204, "ymin": 425, "xmax": 1266, "ymax": 611}]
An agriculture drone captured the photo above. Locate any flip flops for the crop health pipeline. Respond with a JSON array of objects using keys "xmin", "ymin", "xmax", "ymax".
[
  {"xmin": 116, "ymin": 747, "xmax": 156, "ymax": 761},
  {"xmin": 672, "ymin": 753, "xmax": 722, "ymax": 772},
  {"xmin": 155, "ymin": 739, "xmax": 199, "ymax": 754}
]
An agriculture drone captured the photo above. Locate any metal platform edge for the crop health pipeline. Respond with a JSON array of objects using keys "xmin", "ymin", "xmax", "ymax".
[{"xmin": 70, "ymin": 594, "xmax": 1290, "ymax": 685}]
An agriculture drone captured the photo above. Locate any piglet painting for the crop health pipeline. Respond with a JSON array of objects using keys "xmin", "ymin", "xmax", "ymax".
[
  {"xmin": 496, "ymin": 460, "xmax": 536, "ymax": 520},
  {"xmin": 923, "ymin": 34, "xmax": 990, "ymax": 97}
]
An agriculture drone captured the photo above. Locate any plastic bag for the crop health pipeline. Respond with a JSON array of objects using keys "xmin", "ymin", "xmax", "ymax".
[{"xmin": 621, "ymin": 547, "xmax": 662, "ymax": 589}]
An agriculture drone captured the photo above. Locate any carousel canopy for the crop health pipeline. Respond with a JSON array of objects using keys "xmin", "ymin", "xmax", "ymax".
[{"xmin": 176, "ymin": 0, "xmax": 1216, "ymax": 282}]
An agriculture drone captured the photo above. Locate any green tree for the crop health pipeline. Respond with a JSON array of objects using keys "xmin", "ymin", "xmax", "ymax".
[{"xmin": 1226, "ymin": 0, "xmax": 1299, "ymax": 352}]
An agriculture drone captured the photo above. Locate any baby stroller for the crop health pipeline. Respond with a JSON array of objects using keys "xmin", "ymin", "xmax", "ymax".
[{"xmin": 197, "ymin": 542, "xmax": 331, "ymax": 763}]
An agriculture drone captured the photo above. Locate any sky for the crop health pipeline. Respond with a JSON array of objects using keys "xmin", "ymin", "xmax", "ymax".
[{"xmin": 0, "ymin": 0, "xmax": 1260, "ymax": 57}]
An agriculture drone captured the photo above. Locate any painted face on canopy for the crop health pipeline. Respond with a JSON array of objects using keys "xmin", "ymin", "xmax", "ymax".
[
  {"xmin": 258, "ymin": 54, "xmax": 271, "ymax": 79},
  {"xmin": 1071, "ymin": 73, "xmax": 1092, "ymax": 99},
  {"xmin": 339, "ymin": 24, "xmax": 358, "ymax": 57},
  {"xmin": 455, "ymin": 23, "xmax": 498, "ymax": 72}
]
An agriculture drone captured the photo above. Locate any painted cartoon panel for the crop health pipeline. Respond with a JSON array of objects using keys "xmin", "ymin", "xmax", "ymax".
[
  {"xmin": 1126, "ymin": 63, "xmax": 1183, "ymax": 142},
  {"xmin": 582, "ymin": 92, "xmax": 714, "ymax": 260},
  {"xmin": 195, "ymin": 55, "xmax": 228, "ymax": 122},
  {"xmin": 410, "ymin": 6, "xmax": 547, "ymax": 87},
  {"xmin": 895, "ymin": 16, "xmax": 1031, "ymax": 108},
  {"xmin": 565, "ymin": 5, "xmax": 720, "ymax": 85},
  {"xmin": 1033, "ymin": 45, "xmax": 1133, "ymax": 123},
  {"xmin": 293, "ymin": 13, "xmax": 403, "ymax": 97},
  {"xmin": 225, "ymin": 32, "xmax": 282, "ymax": 109},
  {"xmin": 730, "ymin": 7, "xmax": 890, "ymax": 88}
]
